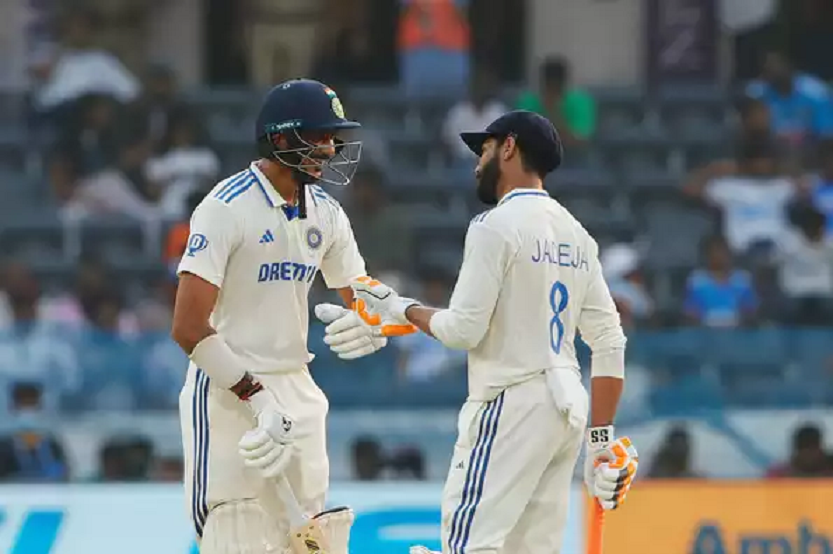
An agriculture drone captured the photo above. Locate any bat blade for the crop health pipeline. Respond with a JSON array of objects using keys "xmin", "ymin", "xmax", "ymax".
[
  {"xmin": 275, "ymin": 476, "xmax": 331, "ymax": 554},
  {"xmin": 287, "ymin": 518, "xmax": 330, "ymax": 554}
]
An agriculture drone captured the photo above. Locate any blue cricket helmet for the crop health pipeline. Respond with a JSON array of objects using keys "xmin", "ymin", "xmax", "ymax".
[{"xmin": 256, "ymin": 79, "xmax": 362, "ymax": 188}]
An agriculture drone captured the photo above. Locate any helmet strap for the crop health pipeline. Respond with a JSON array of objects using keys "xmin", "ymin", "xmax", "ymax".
[{"xmin": 291, "ymin": 168, "xmax": 315, "ymax": 219}]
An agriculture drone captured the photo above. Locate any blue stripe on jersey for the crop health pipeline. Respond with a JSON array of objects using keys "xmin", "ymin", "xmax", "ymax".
[
  {"xmin": 471, "ymin": 210, "xmax": 491, "ymax": 224},
  {"xmin": 215, "ymin": 171, "xmax": 255, "ymax": 203},
  {"xmin": 447, "ymin": 392, "xmax": 505, "ymax": 554},
  {"xmin": 310, "ymin": 185, "xmax": 339, "ymax": 208},
  {"xmin": 191, "ymin": 369, "xmax": 210, "ymax": 537},
  {"xmin": 214, "ymin": 170, "xmax": 251, "ymax": 199},
  {"xmin": 498, "ymin": 189, "xmax": 550, "ymax": 205}
]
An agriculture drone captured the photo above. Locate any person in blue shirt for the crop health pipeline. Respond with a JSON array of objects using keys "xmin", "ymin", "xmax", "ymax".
[
  {"xmin": 684, "ymin": 235, "xmax": 759, "ymax": 328},
  {"xmin": 811, "ymin": 138, "xmax": 833, "ymax": 237},
  {"xmin": 746, "ymin": 50, "xmax": 832, "ymax": 149}
]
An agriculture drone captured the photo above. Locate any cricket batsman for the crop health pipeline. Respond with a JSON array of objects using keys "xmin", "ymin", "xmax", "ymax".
[
  {"xmin": 171, "ymin": 78, "xmax": 409, "ymax": 553},
  {"xmin": 322, "ymin": 111, "xmax": 639, "ymax": 554}
]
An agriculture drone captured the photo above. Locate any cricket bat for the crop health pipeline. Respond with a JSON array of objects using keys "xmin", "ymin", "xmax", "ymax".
[
  {"xmin": 587, "ymin": 499, "xmax": 605, "ymax": 554},
  {"xmin": 260, "ymin": 475, "xmax": 330, "ymax": 554}
]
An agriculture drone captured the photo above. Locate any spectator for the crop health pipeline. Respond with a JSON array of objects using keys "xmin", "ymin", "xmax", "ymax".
[
  {"xmin": 97, "ymin": 436, "xmax": 154, "ymax": 482},
  {"xmin": 515, "ymin": 57, "xmax": 597, "ymax": 148},
  {"xmin": 395, "ymin": 269, "xmax": 465, "ymax": 383},
  {"xmin": 0, "ymin": 261, "xmax": 45, "ymax": 331},
  {"xmin": 151, "ymin": 456, "xmax": 184, "ymax": 482},
  {"xmin": 684, "ymin": 134, "xmax": 797, "ymax": 254},
  {"xmin": 311, "ymin": 27, "xmax": 389, "ymax": 89},
  {"xmin": 745, "ymin": 50, "xmax": 831, "ymax": 150},
  {"xmin": 442, "ymin": 68, "xmax": 507, "ymax": 162},
  {"xmin": 35, "ymin": 10, "xmax": 139, "ymax": 117},
  {"xmin": 810, "ymin": 138, "xmax": 833, "ymax": 237},
  {"xmin": 127, "ymin": 64, "xmax": 190, "ymax": 155},
  {"xmin": 351, "ymin": 436, "xmax": 385, "ymax": 481},
  {"xmin": 767, "ymin": 424, "xmax": 833, "ymax": 478},
  {"xmin": 164, "ymin": 189, "xmax": 209, "ymax": 276},
  {"xmin": 0, "ymin": 382, "xmax": 68, "ymax": 482},
  {"xmin": 61, "ymin": 138, "xmax": 159, "ymax": 223},
  {"xmin": 600, "ymin": 243, "xmax": 654, "ymax": 329},
  {"xmin": 49, "ymin": 93, "xmax": 121, "ymax": 203},
  {"xmin": 388, "ymin": 446, "xmax": 426, "ymax": 481},
  {"xmin": 0, "ymin": 262, "xmax": 81, "ymax": 400},
  {"xmin": 144, "ymin": 114, "xmax": 220, "ymax": 219},
  {"xmin": 345, "ymin": 168, "xmax": 413, "ymax": 273},
  {"xmin": 40, "ymin": 257, "xmax": 139, "ymax": 336},
  {"xmin": 684, "ymin": 235, "xmax": 758, "ymax": 328},
  {"xmin": 647, "ymin": 426, "xmax": 700, "ymax": 479},
  {"xmin": 398, "ymin": 0, "xmax": 470, "ymax": 97},
  {"xmin": 777, "ymin": 202, "xmax": 833, "ymax": 325}
]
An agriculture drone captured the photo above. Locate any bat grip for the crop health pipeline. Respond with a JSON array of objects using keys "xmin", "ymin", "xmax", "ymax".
[{"xmin": 275, "ymin": 474, "xmax": 307, "ymax": 528}]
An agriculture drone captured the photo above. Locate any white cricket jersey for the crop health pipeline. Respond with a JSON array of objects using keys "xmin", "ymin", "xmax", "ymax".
[
  {"xmin": 177, "ymin": 162, "xmax": 366, "ymax": 373},
  {"xmin": 430, "ymin": 188, "xmax": 626, "ymax": 401}
]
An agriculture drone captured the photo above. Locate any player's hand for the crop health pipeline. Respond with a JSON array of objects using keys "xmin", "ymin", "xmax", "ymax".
[
  {"xmin": 314, "ymin": 303, "xmax": 388, "ymax": 360},
  {"xmin": 239, "ymin": 390, "xmax": 295, "ymax": 479},
  {"xmin": 350, "ymin": 276, "xmax": 420, "ymax": 331},
  {"xmin": 584, "ymin": 426, "xmax": 638, "ymax": 511}
]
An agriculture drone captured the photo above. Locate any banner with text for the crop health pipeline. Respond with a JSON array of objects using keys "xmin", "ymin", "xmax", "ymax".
[
  {"xmin": 595, "ymin": 480, "xmax": 833, "ymax": 553},
  {"xmin": 0, "ymin": 483, "xmax": 583, "ymax": 554}
]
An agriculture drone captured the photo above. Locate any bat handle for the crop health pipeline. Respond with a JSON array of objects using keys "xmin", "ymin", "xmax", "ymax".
[{"xmin": 275, "ymin": 474, "xmax": 307, "ymax": 528}]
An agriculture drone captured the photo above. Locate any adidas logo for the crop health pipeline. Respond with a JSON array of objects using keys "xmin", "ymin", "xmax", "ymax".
[
  {"xmin": 454, "ymin": 460, "xmax": 465, "ymax": 470},
  {"xmin": 259, "ymin": 229, "xmax": 275, "ymax": 244}
]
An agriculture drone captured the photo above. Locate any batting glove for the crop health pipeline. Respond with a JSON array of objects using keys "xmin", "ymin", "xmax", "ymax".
[
  {"xmin": 239, "ymin": 390, "xmax": 295, "ymax": 479},
  {"xmin": 314, "ymin": 303, "xmax": 388, "ymax": 360},
  {"xmin": 350, "ymin": 276, "xmax": 421, "ymax": 331},
  {"xmin": 584, "ymin": 425, "xmax": 639, "ymax": 510}
]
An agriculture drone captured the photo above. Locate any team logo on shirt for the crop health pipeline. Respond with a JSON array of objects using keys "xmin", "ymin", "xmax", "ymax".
[
  {"xmin": 306, "ymin": 226, "xmax": 323, "ymax": 250},
  {"xmin": 186, "ymin": 233, "xmax": 208, "ymax": 257}
]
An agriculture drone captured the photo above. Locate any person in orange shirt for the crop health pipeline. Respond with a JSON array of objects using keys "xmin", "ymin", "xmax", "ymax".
[{"xmin": 398, "ymin": 0, "xmax": 471, "ymax": 96}]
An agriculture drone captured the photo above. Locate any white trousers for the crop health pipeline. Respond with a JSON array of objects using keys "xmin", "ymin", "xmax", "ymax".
[
  {"xmin": 179, "ymin": 363, "xmax": 329, "ymax": 552},
  {"xmin": 441, "ymin": 373, "xmax": 585, "ymax": 554}
]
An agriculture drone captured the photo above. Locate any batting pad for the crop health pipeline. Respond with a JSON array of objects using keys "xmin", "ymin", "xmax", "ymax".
[{"xmin": 314, "ymin": 506, "xmax": 354, "ymax": 554}]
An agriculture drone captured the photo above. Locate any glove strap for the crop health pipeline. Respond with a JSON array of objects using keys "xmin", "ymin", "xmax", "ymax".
[{"xmin": 587, "ymin": 425, "xmax": 614, "ymax": 450}]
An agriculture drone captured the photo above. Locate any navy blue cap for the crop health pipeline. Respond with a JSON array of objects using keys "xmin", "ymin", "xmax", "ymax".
[
  {"xmin": 256, "ymin": 79, "xmax": 360, "ymax": 139},
  {"xmin": 460, "ymin": 110, "xmax": 563, "ymax": 174}
]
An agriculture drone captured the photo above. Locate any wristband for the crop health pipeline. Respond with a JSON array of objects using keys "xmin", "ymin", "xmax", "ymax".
[
  {"xmin": 230, "ymin": 373, "xmax": 264, "ymax": 401},
  {"xmin": 587, "ymin": 425, "xmax": 614, "ymax": 449},
  {"xmin": 189, "ymin": 333, "xmax": 249, "ymax": 390}
]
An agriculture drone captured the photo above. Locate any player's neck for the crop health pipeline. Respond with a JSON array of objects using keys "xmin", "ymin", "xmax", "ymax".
[
  {"xmin": 498, "ymin": 177, "xmax": 545, "ymax": 200},
  {"xmin": 256, "ymin": 159, "xmax": 299, "ymax": 205}
]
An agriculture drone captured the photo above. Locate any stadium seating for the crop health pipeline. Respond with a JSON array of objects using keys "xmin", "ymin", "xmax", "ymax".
[{"xmin": 1, "ymin": 85, "xmax": 830, "ymax": 418}]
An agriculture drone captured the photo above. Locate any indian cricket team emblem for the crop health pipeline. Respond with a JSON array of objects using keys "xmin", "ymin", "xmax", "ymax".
[
  {"xmin": 306, "ymin": 226, "xmax": 323, "ymax": 250},
  {"xmin": 324, "ymin": 87, "xmax": 345, "ymax": 119}
]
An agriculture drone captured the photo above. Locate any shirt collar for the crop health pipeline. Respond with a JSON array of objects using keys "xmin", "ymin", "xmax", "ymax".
[
  {"xmin": 249, "ymin": 162, "xmax": 287, "ymax": 208},
  {"xmin": 498, "ymin": 188, "xmax": 549, "ymax": 206}
]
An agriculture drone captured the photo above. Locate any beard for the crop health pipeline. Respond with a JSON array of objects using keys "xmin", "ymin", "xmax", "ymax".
[{"xmin": 476, "ymin": 154, "xmax": 501, "ymax": 205}]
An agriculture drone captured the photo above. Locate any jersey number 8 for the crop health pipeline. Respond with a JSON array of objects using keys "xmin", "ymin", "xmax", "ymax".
[{"xmin": 549, "ymin": 281, "xmax": 569, "ymax": 354}]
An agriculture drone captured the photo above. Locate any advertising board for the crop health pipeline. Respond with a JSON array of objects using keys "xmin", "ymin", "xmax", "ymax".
[
  {"xmin": 0, "ymin": 483, "xmax": 583, "ymax": 554},
  {"xmin": 595, "ymin": 480, "xmax": 833, "ymax": 554}
]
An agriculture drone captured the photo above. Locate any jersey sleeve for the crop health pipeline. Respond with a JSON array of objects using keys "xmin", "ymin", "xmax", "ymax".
[
  {"xmin": 578, "ymin": 243, "xmax": 627, "ymax": 378},
  {"xmin": 320, "ymin": 205, "xmax": 367, "ymax": 289},
  {"xmin": 430, "ymin": 219, "xmax": 515, "ymax": 350},
  {"xmin": 176, "ymin": 198, "xmax": 241, "ymax": 288}
]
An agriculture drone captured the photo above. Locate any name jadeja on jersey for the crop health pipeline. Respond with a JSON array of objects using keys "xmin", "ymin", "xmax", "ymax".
[{"xmin": 531, "ymin": 239, "xmax": 589, "ymax": 271}]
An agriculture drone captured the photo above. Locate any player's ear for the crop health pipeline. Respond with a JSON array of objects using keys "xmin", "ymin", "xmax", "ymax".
[{"xmin": 503, "ymin": 134, "xmax": 518, "ymax": 161}]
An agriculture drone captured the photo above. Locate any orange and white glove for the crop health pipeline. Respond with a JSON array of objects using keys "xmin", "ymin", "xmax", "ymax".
[
  {"xmin": 584, "ymin": 426, "xmax": 638, "ymax": 511},
  {"xmin": 314, "ymin": 303, "xmax": 388, "ymax": 360},
  {"xmin": 350, "ymin": 276, "xmax": 419, "ymax": 337}
]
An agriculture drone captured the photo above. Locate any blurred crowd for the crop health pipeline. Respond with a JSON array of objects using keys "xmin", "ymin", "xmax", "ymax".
[{"xmin": 1, "ymin": 1, "xmax": 832, "ymax": 483}]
